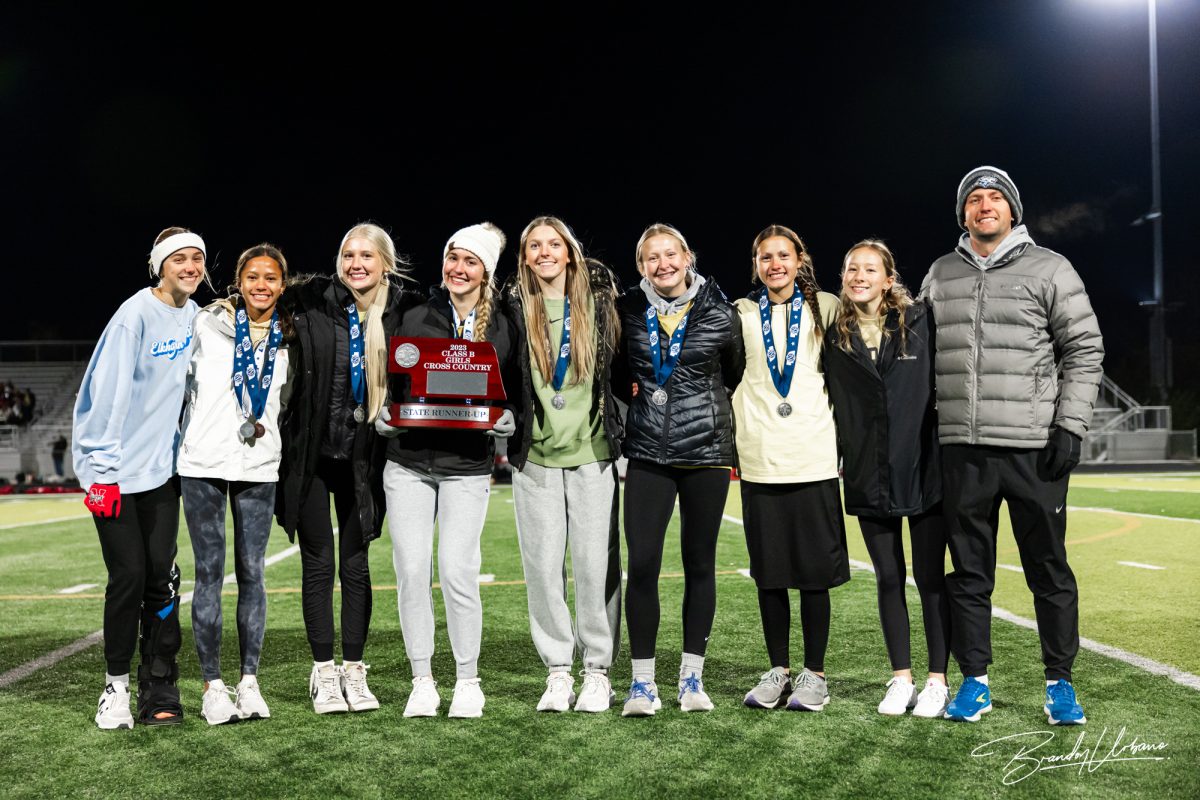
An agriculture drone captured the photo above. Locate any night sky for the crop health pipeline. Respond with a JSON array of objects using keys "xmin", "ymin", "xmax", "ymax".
[{"xmin": 3, "ymin": 2, "xmax": 1198, "ymax": 406}]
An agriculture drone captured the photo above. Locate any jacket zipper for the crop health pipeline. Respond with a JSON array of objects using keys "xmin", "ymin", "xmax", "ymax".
[{"xmin": 970, "ymin": 271, "xmax": 986, "ymax": 444}]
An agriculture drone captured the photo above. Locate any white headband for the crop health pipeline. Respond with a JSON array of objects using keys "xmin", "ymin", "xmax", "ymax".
[
  {"xmin": 444, "ymin": 223, "xmax": 506, "ymax": 276},
  {"xmin": 150, "ymin": 232, "xmax": 207, "ymax": 275}
]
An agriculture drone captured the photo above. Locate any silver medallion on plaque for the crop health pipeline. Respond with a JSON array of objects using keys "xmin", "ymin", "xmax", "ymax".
[{"xmin": 395, "ymin": 342, "xmax": 420, "ymax": 368}]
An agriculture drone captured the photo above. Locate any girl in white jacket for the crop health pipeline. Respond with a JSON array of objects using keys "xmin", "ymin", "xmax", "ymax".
[{"xmin": 178, "ymin": 244, "xmax": 290, "ymax": 725}]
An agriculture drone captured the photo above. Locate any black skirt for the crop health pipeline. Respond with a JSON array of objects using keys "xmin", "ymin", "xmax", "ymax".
[{"xmin": 741, "ymin": 478, "xmax": 851, "ymax": 590}]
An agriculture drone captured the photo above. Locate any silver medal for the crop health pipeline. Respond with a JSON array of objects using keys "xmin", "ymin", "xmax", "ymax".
[
  {"xmin": 239, "ymin": 419, "xmax": 257, "ymax": 439},
  {"xmin": 551, "ymin": 393, "xmax": 565, "ymax": 410},
  {"xmin": 777, "ymin": 402, "xmax": 793, "ymax": 418},
  {"xmin": 651, "ymin": 388, "xmax": 668, "ymax": 406},
  {"xmin": 353, "ymin": 405, "xmax": 365, "ymax": 423}
]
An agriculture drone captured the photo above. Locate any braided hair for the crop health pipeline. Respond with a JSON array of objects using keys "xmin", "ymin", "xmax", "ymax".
[{"xmin": 750, "ymin": 225, "xmax": 824, "ymax": 340}]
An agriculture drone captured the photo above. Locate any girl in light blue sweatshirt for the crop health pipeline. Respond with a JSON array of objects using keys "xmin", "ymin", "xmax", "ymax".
[{"xmin": 74, "ymin": 226, "xmax": 208, "ymax": 730}]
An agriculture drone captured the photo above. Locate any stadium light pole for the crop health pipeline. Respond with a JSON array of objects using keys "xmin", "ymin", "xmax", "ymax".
[{"xmin": 1119, "ymin": 0, "xmax": 1168, "ymax": 404}]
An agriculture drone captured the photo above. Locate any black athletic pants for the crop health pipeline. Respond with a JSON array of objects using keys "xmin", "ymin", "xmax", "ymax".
[
  {"xmin": 296, "ymin": 457, "xmax": 372, "ymax": 662},
  {"xmin": 942, "ymin": 445, "xmax": 1077, "ymax": 681},
  {"xmin": 757, "ymin": 588, "xmax": 831, "ymax": 673},
  {"xmin": 94, "ymin": 478, "xmax": 182, "ymax": 676},
  {"xmin": 624, "ymin": 460, "xmax": 731, "ymax": 659},
  {"xmin": 859, "ymin": 509, "xmax": 951, "ymax": 673}
]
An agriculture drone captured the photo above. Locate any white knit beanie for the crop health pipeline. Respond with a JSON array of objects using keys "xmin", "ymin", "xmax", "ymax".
[{"xmin": 444, "ymin": 222, "xmax": 507, "ymax": 276}]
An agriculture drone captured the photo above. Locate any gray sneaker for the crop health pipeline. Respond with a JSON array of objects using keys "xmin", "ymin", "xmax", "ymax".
[
  {"xmin": 786, "ymin": 669, "xmax": 830, "ymax": 711},
  {"xmin": 744, "ymin": 668, "xmax": 792, "ymax": 709}
]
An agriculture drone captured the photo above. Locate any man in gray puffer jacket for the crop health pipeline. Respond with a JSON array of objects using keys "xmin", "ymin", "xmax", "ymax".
[{"xmin": 922, "ymin": 165, "xmax": 1103, "ymax": 727}]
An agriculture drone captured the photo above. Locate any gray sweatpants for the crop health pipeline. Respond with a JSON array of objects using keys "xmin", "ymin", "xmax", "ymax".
[
  {"xmin": 383, "ymin": 461, "xmax": 490, "ymax": 680},
  {"xmin": 513, "ymin": 459, "xmax": 621, "ymax": 673},
  {"xmin": 181, "ymin": 477, "xmax": 274, "ymax": 681}
]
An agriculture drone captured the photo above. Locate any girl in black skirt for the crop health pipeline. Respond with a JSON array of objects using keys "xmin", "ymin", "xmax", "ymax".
[
  {"xmin": 823, "ymin": 240, "xmax": 950, "ymax": 718},
  {"xmin": 732, "ymin": 225, "xmax": 848, "ymax": 711}
]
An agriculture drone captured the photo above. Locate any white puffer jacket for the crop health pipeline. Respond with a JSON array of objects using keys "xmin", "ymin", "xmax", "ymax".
[
  {"xmin": 178, "ymin": 303, "xmax": 289, "ymax": 481},
  {"xmin": 921, "ymin": 226, "xmax": 1104, "ymax": 448}
]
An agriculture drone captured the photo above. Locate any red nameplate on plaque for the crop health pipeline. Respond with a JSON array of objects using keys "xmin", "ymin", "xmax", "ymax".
[{"xmin": 387, "ymin": 337, "xmax": 507, "ymax": 429}]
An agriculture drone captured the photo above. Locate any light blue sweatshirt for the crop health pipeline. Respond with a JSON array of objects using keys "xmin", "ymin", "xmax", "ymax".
[{"xmin": 72, "ymin": 288, "xmax": 199, "ymax": 493}]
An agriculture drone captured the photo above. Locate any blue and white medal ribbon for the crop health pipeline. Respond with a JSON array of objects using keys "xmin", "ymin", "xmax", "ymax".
[
  {"xmin": 549, "ymin": 297, "xmax": 571, "ymax": 409},
  {"xmin": 452, "ymin": 304, "xmax": 476, "ymax": 341},
  {"xmin": 758, "ymin": 284, "xmax": 803, "ymax": 417},
  {"xmin": 232, "ymin": 306, "xmax": 283, "ymax": 439},
  {"xmin": 346, "ymin": 303, "xmax": 366, "ymax": 422},
  {"xmin": 645, "ymin": 302, "xmax": 691, "ymax": 406}
]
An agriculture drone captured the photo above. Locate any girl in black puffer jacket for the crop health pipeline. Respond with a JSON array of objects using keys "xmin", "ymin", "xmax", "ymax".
[
  {"xmin": 613, "ymin": 223, "xmax": 744, "ymax": 717},
  {"xmin": 374, "ymin": 222, "xmax": 520, "ymax": 719}
]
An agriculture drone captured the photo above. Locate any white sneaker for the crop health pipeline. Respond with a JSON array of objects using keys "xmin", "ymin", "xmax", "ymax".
[
  {"xmin": 448, "ymin": 678, "xmax": 485, "ymax": 719},
  {"xmin": 621, "ymin": 679, "xmax": 662, "ymax": 717},
  {"xmin": 201, "ymin": 679, "xmax": 244, "ymax": 725},
  {"xmin": 678, "ymin": 672, "xmax": 715, "ymax": 712},
  {"xmin": 574, "ymin": 671, "xmax": 615, "ymax": 713},
  {"xmin": 236, "ymin": 676, "xmax": 270, "ymax": 720},
  {"xmin": 403, "ymin": 676, "xmax": 440, "ymax": 717},
  {"xmin": 877, "ymin": 676, "xmax": 918, "ymax": 716},
  {"xmin": 912, "ymin": 678, "xmax": 951, "ymax": 719},
  {"xmin": 309, "ymin": 662, "xmax": 348, "ymax": 714},
  {"xmin": 95, "ymin": 682, "xmax": 134, "ymax": 730},
  {"xmin": 537, "ymin": 671, "xmax": 576, "ymax": 712},
  {"xmin": 340, "ymin": 662, "xmax": 380, "ymax": 712}
]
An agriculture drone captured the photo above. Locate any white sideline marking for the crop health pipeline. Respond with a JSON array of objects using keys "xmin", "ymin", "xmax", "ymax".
[
  {"xmin": 478, "ymin": 573, "xmax": 496, "ymax": 583},
  {"xmin": 737, "ymin": 568, "xmax": 752, "ymax": 578},
  {"xmin": 1068, "ymin": 505, "xmax": 1200, "ymax": 525},
  {"xmin": 724, "ymin": 513, "xmax": 1200, "ymax": 692},
  {"xmin": 0, "ymin": 532, "xmax": 317, "ymax": 689},
  {"xmin": 997, "ymin": 564, "xmax": 1025, "ymax": 574},
  {"xmin": 57, "ymin": 583, "xmax": 98, "ymax": 594},
  {"xmin": 1118, "ymin": 561, "xmax": 1165, "ymax": 571},
  {"xmin": 0, "ymin": 514, "xmax": 91, "ymax": 530}
]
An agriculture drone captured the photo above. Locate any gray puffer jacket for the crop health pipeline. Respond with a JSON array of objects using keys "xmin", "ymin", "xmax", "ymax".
[{"xmin": 921, "ymin": 226, "xmax": 1104, "ymax": 448}]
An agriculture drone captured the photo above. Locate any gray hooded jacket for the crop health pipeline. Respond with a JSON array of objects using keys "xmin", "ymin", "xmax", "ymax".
[{"xmin": 920, "ymin": 225, "xmax": 1104, "ymax": 448}]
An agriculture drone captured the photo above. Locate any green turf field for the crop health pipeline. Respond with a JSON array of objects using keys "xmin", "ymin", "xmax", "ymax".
[{"xmin": 0, "ymin": 474, "xmax": 1197, "ymax": 799}]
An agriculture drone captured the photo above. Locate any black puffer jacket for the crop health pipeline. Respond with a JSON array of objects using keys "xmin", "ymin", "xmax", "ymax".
[
  {"xmin": 823, "ymin": 299, "xmax": 941, "ymax": 517},
  {"xmin": 275, "ymin": 275, "xmax": 420, "ymax": 543},
  {"xmin": 502, "ymin": 262, "xmax": 624, "ymax": 471},
  {"xmin": 614, "ymin": 277, "xmax": 744, "ymax": 467},
  {"xmin": 385, "ymin": 285, "xmax": 522, "ymax": 476}
]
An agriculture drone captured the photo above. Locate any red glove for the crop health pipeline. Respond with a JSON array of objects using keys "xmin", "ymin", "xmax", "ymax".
[{"xmin": 85, "ymin": 483, "xmax": 121, "ymax": 518}]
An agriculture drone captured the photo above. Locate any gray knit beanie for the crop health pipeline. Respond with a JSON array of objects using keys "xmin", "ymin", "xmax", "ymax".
[{"xmin": 956, "ymin": 166, "xmax": 1023, "ymax": 229}]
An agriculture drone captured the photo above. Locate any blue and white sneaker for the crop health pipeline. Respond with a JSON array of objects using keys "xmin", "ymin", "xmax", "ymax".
[
  {"xmin": 621, "ymin": 679, "xmax": 662, "ymax": 717},
  {"xmin": 944, "ymin": 676, "xmax": 992, "ymax": 722},
  {"xmin": 1044, "ymin": 680, "xmax": 1086, "ymax": 726},
  {"xmin": 678, "ymin": 672, "xmax": 714, "ymax": 712}
]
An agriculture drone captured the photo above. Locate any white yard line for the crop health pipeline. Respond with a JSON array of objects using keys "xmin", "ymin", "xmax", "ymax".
[
  {"xmin": 0, "ymin": 514, "xmax": 91, "ymax": 531},
  {"xmin": 57, "ymin": 583, "xmax": 98, "ymax": 595},
  {"xmin": 996, "ymin": 563, "xmax": 1025, "ymax": 574},
  {"xmin": 0, "ymin": 533, "xmax": 315, "ymax": 689},
  {"xmin": 1117, "ymin": 561, "xmax": 1166, "ymax": 571},
  {"xmin": 478, "ymin": 573, "xmax": 496, "ymax": 583},
  {"xmin": 723, "ymin": 513, "xmax": 1200, "ymax": 692},
  {"xmin": 1068, "ymin": 505, "xmax": 1200, "ymax": 524}
]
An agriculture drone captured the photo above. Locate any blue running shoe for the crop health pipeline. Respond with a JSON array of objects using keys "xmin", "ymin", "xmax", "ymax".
[
  {"xmin": 1044, "ymin": 680, "xmax": 1086, "ymax": 726},
  {"xmin": 944, "ymin": 676, "xmax": 992, "ymax": 722}
]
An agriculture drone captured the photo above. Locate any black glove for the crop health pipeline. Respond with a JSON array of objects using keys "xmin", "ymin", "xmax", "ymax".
[{"xmin": 1041, "ymin": 427, "xmax": 1081, "ymax": 481}]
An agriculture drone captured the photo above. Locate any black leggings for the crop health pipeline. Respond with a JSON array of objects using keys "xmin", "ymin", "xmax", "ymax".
[
  {"xmin": 859, "ymin": 509, "xmax": 951, "ymax": 673},
  {"xmin": 757, "ymin": 588, "xmax": 830, "ymax": 672},
  {"xmin": 94, "ymin": 478, "xmax": 182, "ymax": 676},
  {"xmin": 624, "ymin": 460, "xmax": 731, "ymax": 659},
  {"xmin": 296, "ymin": 458, "xmax": 372, "ymax": 662}
]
